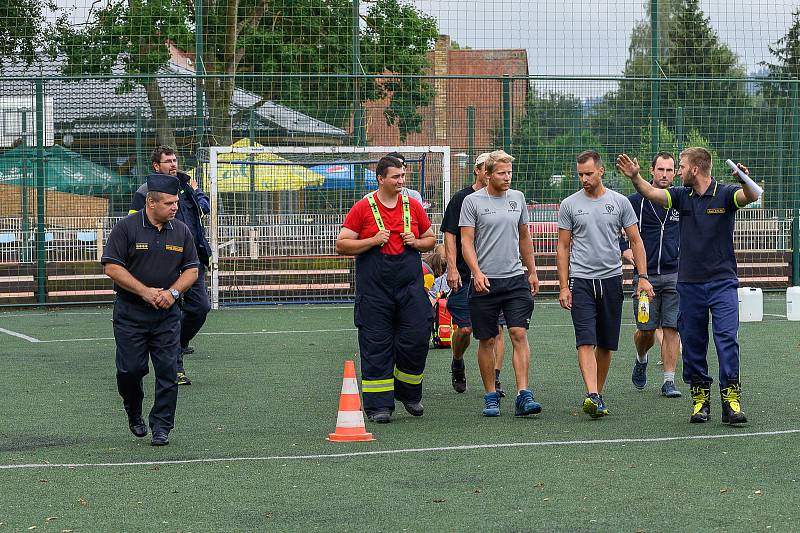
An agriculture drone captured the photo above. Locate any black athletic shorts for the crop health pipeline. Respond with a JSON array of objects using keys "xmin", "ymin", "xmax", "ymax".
[
  {"xmin": 468, "ymin": 274, "xmax": 533, "ymax": 340},
  {"xmin": 569, "ymin": 276, "xmax": 624, "ymax": 350}
]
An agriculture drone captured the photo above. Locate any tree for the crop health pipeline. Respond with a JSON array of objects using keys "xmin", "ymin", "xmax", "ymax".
[
  {"xmin": 0, "ymin": 0, "xmax": 57, "ymax": 68},
  {"xmin": 238, "ymin": 0, "xmax": 438, "ymax": 140},
  {"xmin": 595, "ymin": 0, "xmax": 752, "ymax": 157},
  {"xmin": 55, "ymin": 0, "xmax": 193, "ymax": 148},
  {"xmin": 761, "ymin": 8, "xmax": 800, "ymax": 102}
]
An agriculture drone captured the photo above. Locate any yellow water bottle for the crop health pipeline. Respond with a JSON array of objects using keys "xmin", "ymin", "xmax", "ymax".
[{"xmin": 637, "ymin": 291, "xmax": 650, "ymax": 323}]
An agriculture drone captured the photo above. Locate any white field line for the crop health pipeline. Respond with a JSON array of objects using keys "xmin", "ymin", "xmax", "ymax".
[
  {"xmin": 764, "ymin": 313, "xmax": 787, "ymax": 318},
  {"xmin": 0, "ymin": 327, "xmax": 40, "ymax": 343},
  {"xmin": 0, "ymin": 322, "xmax": 687, "ymax": 343},
  {"xmin": 1, "ymin": 428, "xmax": 797, "ymax": 471}
]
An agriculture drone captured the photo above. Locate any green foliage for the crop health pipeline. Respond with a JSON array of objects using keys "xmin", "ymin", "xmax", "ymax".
[
  {"xmin": 761, "ymin": 9, "xmax": 800, "ymax": 102},
  {"xmin": 239, "ymin": 0, "xmax": 438, "ymax": 140},
  {"xmin": 0, "ymin": 0, "xmax": 58, "ymax": 67},
  {"xmin": 508, "ymin": 92, "xmax": 612, "ymax": 202}
]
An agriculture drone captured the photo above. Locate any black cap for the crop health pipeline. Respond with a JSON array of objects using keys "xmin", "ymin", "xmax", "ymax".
[{"xmin": 147, "ymin": 173, "xmax": 180, "ymax": 195}]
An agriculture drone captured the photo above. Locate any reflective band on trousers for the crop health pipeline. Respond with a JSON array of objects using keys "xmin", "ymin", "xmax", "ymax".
[
  {"xmin": 393, "ymin": 367, "xmax": 423, "ymax": 385},
  {"xmin": 362, "ymin": 378, "xmax": 394, "ymax": 393},
  {"xmin": 366, "ymin": 192, "xmax": 411, "ymax": 234}
]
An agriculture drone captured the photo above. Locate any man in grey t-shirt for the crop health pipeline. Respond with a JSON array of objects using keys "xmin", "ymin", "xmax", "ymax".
[
  {"xmin": 460, "ymin": 150, "xmax": 542, "ymax": 418},
  {"xmin": 556, "ymin": 150, "xmax": 653, "ymax": 418}
]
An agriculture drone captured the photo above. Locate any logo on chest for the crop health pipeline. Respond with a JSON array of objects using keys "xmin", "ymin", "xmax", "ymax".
[
  {"xmin": 604, "ymin": 204, "xmax": 615, "ymax": 215},
  {"xmin": 706, "ymin": 207, "xmax": 726, "ymax": 215},
  {"xmin": 166, "ymin": 245, "xmax": 184, "ymax": 253},
  {"xmin": 135, "ymin": 242, "xmax": 149, "ymax": 250}
]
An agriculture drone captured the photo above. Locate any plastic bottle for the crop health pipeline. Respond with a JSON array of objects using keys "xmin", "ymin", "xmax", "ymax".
[{"xmin": 637, "ymin": 292, "xmax": 650, "ymax": 323}]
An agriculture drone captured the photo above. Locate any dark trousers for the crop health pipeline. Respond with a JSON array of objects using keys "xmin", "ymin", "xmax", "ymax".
[
  {"xmin": 178, "ymin": 263, "xmax": 210, "ymax": 370},
  {"xmin": 355, "ymin": 247, "xmax": 432, "ymax": 416},
  {"xmin": 113, "ymin": 299, "xmax": 181, "ymax": 432},
  {"xmin": 677, "ymin": 278, "xmax": 740, "ymax": 387}
]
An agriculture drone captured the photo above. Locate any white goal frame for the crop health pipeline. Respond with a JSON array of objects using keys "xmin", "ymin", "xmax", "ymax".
[{"xmin": 207, "ymin": 145, "xmax": 451, "ymax": 308}]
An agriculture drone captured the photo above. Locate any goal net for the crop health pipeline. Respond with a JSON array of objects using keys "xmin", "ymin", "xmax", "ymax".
[{"xmin": 200, "ymin": 145, "xmax": 451, "ymax": 308}]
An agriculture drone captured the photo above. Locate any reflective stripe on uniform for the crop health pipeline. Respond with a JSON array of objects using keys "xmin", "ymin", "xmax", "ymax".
[
  {"xmin": 362, "ymin": 378, "xmax": 394, "ymax": 393},
  {"xmin": 393, "ymin": 367, "xmax": 423, "ymax": 385}
]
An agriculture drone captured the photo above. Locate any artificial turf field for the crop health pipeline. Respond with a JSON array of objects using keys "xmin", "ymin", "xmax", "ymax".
[{"xmin": 0, "ymin": 296, "xmax": 798, "ymax": 532}]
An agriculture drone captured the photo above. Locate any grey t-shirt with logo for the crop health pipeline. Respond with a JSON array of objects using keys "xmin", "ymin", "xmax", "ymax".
[
  {"xmin": 558, "ymin": 188, "xmax": 638, "ymax": 279},
  {"xmin": 459, "ymin": 188, "xmax": 529, "ymax": 278}
]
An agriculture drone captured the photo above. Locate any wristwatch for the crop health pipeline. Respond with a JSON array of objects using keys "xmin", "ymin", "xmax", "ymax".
[
  {"xmin": 638, "ymin": 273, "xmax": 649, "ymax": 280},
  {"xmin": 169, "ymin": 288, "xmax": 181, "ymax": 299}
]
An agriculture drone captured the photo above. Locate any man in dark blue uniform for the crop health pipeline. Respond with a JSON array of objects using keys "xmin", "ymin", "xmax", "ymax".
[
  {"xmin": 619, "ymin": 152, "xmax": 682, "ymax": 398},
  {"xmin": 130, "ymin": 146, "xmax": 211, "ymax": 385},
  {"xmin": 103, "ymin": 174, "xmax": 199, "ymax": 446},
  {"xmin": 617, "ymin": 148, "xmax": 760, "ymax": 425},
  {"xmin": 336, "ymin": 156, "xmax": 436, "ymax": 424}
]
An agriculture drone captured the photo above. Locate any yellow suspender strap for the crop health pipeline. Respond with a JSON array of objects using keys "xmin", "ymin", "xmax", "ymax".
[
  {"xmin": 401, "ymin": 193, "xmax": 411, "ymax": 234},
  {"xmin": 366, "ymin": 193, "xmax": 411, "ymax": 243},
  {"xmin": 366, "ymin": 193, "xmax": 385, "ymax": 232}
]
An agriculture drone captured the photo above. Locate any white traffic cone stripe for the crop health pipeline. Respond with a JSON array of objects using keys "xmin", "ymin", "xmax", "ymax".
[
  {"xmin": 336, "ymin": 410, "xmax": 366, "ymax": 428},
  {"xmin": 341, "ymin": 378, "xmax": 359, "ymax": 395}
]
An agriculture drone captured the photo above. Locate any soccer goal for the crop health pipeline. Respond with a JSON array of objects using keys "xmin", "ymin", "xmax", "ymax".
[{"xmin": 201, "ymin": 145, "xmax": 451, "ymax": 308}]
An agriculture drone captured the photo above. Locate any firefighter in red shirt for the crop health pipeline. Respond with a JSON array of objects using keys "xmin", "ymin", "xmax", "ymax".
[{"xmin": 336, "ymin": 155, "xmax": 436, "ymax": 423}]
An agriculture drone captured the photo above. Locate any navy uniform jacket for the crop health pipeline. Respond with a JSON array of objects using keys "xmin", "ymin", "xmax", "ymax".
[
  {"xmin": 620, "ymin": 190, "xmax": 680, "ymax": 276},
  {"xmin": 101, "ymin": 211, "xmax": 199, "ymax": 303},
  {"xmin": 666, "ymin": 179, "xmax": 742, "ymax": 283},
  {"xmin": 131, "ymin": 171, "xmax": 211, "ymax": 265}
]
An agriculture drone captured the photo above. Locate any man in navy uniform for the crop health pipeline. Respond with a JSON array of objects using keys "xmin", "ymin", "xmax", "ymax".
[
  {"xmin": 104, "ymin": 174, "xmax": 199, "ymax": 446},
  {"xmin": 131, "ymin": 146, "xmax": 211, "ymax": 385},
  {"xmin": 617, "ymin": 148, "xmax": 760, "ymax": 425},
  {"xmin": 336, "ymin": 155, "xmax": 436, "ymax": 424}
]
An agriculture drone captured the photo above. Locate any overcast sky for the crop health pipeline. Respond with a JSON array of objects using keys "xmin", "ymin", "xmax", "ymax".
[
  {"xmin": 412, "ymin": 0, "xmax": 793, "ymax": 86},
  {"xmin": 54, "ymin": 0, "xmax": 795, "ymax": 96}
]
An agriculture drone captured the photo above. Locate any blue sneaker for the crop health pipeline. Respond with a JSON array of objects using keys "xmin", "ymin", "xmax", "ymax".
[
  {"xmin": 597, "ymin": 395, "xmax": 610, "ymax": 417},
  {"xmin": 514, "ymin": 389, "xmax": 542, "ymax": 416},
  {"xmin": 661, "ymin": 380, "xmax": 682, "ymax": 398},
  {"xmin": 482, "ymin": 391, "xmax": 501, "ymax": 417},
  {"xmin": 632, "ymin": 359, "xmax": 647, "ymax": 389},
  {"xmin": 582, "ymin": 393, "xmax": 604, "ymax": 418}
]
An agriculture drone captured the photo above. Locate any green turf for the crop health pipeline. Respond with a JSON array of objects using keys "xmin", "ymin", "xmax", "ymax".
[{"xmin": 1, "ymin": 298, "xmax": 798, "ymax": 531}]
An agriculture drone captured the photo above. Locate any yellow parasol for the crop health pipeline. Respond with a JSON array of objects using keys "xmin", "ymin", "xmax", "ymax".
[{"xmin": 190, "ymin": 139, "xmax": 324, "ymax": 192}]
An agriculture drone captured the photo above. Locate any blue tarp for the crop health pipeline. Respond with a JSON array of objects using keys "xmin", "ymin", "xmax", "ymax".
[{"xmin": 306, "ymin": 164, "xmax": 377, "ymax": 190}]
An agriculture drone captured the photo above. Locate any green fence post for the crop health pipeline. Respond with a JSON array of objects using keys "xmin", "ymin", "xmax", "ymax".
[
  {"xmin": 650, "ymin": 0, "xmax": 660, "ymax": 155},
  {"xmin": 776, "ymin": 106, "xmax": 784, "ymax": 210},
  {"xmin": 249, "ymin": 109, "xmax": 257, "ymax": 225},
  {"xmin": 20, "ymin": 109, "xmax": 30, "ymax": 264},
  {"xmin": 793, "ymin": 209, "xmax": 799, "ymax": 286},
  {"xmin": 792, "ymin": 80, "xmax": 799, "ymax": 285},
  {"xmin": 466, "ymin": 106, "xmax": 475, "ymax": 165},
  {"xmin": 135, "ymin": 107, "xmax": 143, "ymax": 177},
  {"xmin": 502, "ymin": 76, "xmax": 512, "ymax": 154},
  {"xmin": 35, "ymin": 78, "xmax": 46, "ymax": 304},
  {"xmin": 352, "ymin": 0, "xmax": 365, "ymax": 146},
  {"xmin": 195, "ymin": 0, "xmax": 204, "ymax": 152}
]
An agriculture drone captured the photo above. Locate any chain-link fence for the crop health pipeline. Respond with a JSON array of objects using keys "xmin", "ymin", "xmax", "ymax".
[{"xmin": 0, "ymin": 0, "xmax": 798, "ymax": 304}]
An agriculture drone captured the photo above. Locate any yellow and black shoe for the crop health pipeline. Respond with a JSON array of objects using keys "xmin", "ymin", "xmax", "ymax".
[
  {"xmin": 720, "ymin": 382, "xmax": 747, "ymax": 425},
  {"xmin": 176, "ymin": 372, "xmax": 192, "ymax": 386},
  {"xmin": 689, "ymin": 384, "xmax": 711, "ymax": 423}
]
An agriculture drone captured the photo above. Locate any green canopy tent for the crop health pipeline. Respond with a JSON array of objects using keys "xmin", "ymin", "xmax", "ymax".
[{"xmin": 0, "ymin": 144, "xmax": 132, "ymax": 197}]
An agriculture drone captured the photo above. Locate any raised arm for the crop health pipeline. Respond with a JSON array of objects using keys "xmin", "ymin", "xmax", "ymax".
[
  {"xmin": 731, "ymin": 163, "xmax": 760, "ymax": 207},
  {"xmin": 616, "ymin": 154, "xmax": 669, "ymax": 207}
]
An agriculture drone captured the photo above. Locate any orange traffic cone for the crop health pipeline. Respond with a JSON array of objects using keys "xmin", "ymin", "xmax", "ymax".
[{"xmin": 327, "ymin": 360, "xmax": 375, "ymax": 442}]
